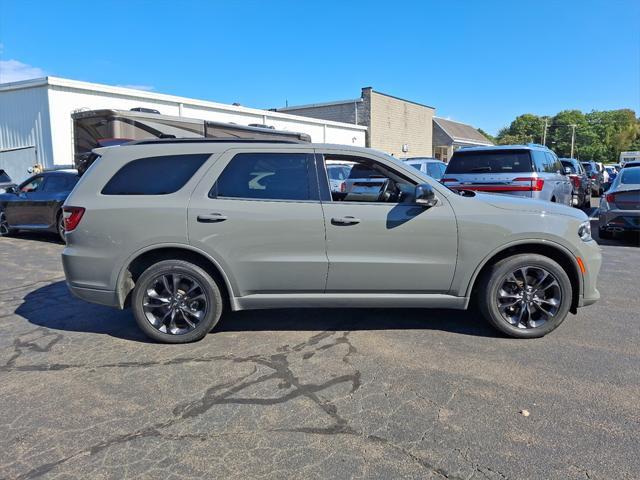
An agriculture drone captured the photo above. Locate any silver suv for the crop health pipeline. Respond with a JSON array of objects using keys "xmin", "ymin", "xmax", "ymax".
[
  {"xmin": 62, "ymin": 139, "xmax": 601, "ymax": 343},
  {"xmin": 442, "ymin": 144, "xmax": 573, "ymax": 205}
]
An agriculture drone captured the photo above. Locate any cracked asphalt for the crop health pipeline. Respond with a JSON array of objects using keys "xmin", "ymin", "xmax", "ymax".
[{"xmin": 0, "ymin": 226, "xmax": 638, "ymax": 479}]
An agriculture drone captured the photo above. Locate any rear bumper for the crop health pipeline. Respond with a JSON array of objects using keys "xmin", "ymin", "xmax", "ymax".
[
  {"xmin": 66, "ymin": 282, "xmax": 120, "ymax": 308},
  {"xmin": 598, "ymin": 210, "xmax": 640, "ymax": 232}
]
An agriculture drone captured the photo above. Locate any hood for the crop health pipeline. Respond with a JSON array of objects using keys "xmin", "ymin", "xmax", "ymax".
[{"xmin": 474, "ymin": 192, "xmax": 587, "ymax": 221}]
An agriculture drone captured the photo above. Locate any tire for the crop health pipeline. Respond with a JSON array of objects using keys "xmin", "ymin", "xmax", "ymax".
[
  {"xmin": 131, "ymin": 259, "xmax": 223, "ymax": 343},
  {"xmin": 56, "ymin": 211, "xmax": 66, "ymax": 243},
  {"xmin": 598, "ymin": 227, "xmax": 613, "ymax": 240},
  {"xmin": 582, "ymin": 194, "xmax": 591, "ymax": 208},
  {"xmin": 0, "ymin": 211, "xmax": 15, "ymax": 237},
  {"xmin": 478, "ymin": 254, "xmax": 572, "ymax": 338}
]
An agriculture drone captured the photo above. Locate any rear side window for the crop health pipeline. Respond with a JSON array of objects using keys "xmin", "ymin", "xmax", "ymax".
[
  {"xmin": 447, "ymin": 150, "xmax": 532, "ymax": 174},
  {"xmin": 211, "ymin": 153, "xmax": 314, "ymax": 201},
  {"xmin": 102, "ymin": 154, "xmax": 209, "ymax": 195},
  {"xmin": 43, "ymin": 175, "xmax": 73, "ymax": 192},
  {"xmin": 426, "ymin": 162, "xmax": 444, "ymax": 180},
  {"xmin": 561, "ymin": 160, "xmax": 578, "ymax": 174}
]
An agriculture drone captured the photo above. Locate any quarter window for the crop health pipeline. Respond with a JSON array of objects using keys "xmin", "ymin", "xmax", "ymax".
[
  {"xmin": 211, "ymin": 153, "xmax": 314, "ymax": 201},
  {"xmin": 102, "ymin": 154, "xmax": 209, "ymax": 195}
]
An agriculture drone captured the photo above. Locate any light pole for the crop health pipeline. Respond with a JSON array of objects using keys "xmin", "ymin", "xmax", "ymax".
[
  {"xmin": 542, "ymin": 118, "xmax": 548, "ymax": 146},
  {"xmin": 570, "ymin": 124, "xmax": 577, "ymax": 159}
]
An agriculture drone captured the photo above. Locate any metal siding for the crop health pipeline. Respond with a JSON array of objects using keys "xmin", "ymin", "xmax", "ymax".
[{"xmin": 0, "ymin": 85, "xmax": 54, "ymax": 168}]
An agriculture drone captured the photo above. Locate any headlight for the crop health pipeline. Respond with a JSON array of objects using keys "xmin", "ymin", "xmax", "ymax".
[{"xmin": 578, "ymin": 220, "xmax": 592, "ymax": 242}]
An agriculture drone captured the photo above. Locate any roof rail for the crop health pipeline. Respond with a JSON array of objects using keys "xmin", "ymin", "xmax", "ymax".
[{"xmin": 124, "ymin": 138, "xmax": 307, "ymax": 146}]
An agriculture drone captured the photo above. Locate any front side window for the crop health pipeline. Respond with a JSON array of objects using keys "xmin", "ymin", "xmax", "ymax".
[
  {"xmin": 322, "ymin": 154, "xmax": 415, "ymax": 203},
  {"xmin": 20, "ymin": 176, "xmax": 44, "ymax": 193},
  {"xmin": 211, "ymin": 153, "xmax": 314, "ymax": 201},
  {"xmin": 43, "ymin": 175, "xmax": 77, "ymax": 192},
  {"xmin": 102, "ymin": 154, "xmax": 209, "ymax": 195}
]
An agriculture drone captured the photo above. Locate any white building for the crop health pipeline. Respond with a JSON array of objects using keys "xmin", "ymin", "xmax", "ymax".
[{"xmin": 0, "ymin": 76, "xmax": 366, "ymax": 182}]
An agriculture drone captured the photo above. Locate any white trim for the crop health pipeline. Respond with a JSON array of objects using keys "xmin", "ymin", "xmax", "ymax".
[{"xmin": 0, "ymin": 76, "xmax": 367, "ymax": 132}]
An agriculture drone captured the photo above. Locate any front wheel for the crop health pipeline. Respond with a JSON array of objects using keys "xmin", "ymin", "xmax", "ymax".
[
  {"xmin": 57, "ymin": 211, "xmax": 66, "ymax": 243},
  {"xmin": 478, "ymin": 254, "xmax": 572, "ymax": 338},
  {"xmin": 131, "ymin": 260, "xmax": 223, "ymax": 343}
]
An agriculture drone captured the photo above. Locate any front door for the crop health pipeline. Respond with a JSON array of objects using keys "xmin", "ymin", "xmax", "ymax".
[
  {"xmin": 5, "ymin": 175, "xmax": 45, "ymax": 226},
  {"xmin": 188, "ymin": 149, "xmax": 328, "ymax": 297},
  {"xmin": 318, "ymin": 152, "xmax": 458, "ymax": 293}
]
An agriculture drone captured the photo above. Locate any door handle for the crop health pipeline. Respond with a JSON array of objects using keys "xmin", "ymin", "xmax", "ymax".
[
  {"xmin": 331, "ymin": 216, "xmax": 361, "ymax": 225},
  {"xmin": 197, "ymin": 213, "xmax": 228, "ymax": 223}
]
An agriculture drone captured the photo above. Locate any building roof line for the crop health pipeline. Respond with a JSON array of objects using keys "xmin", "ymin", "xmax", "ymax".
[
  {"xmin": 275, "ymin": 98, "xmax": 363, "ymax": 111},
  {"xmin": 0, "ymin": 76, "xmax": 367, "ymax": 131},
  {"xmin": 368, "ymin": 88, "xmax": 436, "ymax": 110}
]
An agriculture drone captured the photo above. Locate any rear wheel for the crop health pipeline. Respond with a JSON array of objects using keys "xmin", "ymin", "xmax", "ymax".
[
  {"xmin": 57, "ymin": 211, "xmax": 66, "ymax": 243},
  {"xmin": 478, "ymin": 254, "xmax": 572, "ymax": 338},
  {"xmin": 131, "ymin": 260, "xmax": 223, "ymax": 343}
]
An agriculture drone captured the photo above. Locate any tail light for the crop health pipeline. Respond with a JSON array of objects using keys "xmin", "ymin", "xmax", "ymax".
[
  {"xmin": 605, "ymin": 193, "xmax": 616, "ymax": 203},
  {"xmin": 340, "ymin": 182, "xmax": 346, "ymax": 193},
  {"xmin": 569, "ymin": 175, "xmax": 581, "ymax": 188},
  {"xmin": 63, "ymin": 206, "xmax": 85, "ymax": 232},
  {"xmin": 513, "ymin": 177, "xmax": 545, "ymax": 191}
]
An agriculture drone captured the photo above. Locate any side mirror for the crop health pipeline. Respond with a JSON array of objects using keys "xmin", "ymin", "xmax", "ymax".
[
  {"xmin": 5, "ymin": 186, "xmax": 17, "ymax": 194},
  {"xmin": 564, "ymin": 167, "xmax": 572, "ymax": 174},
  {"xmin": 415, "ymin": 183, "xmax": 438, "ymax": 207}
]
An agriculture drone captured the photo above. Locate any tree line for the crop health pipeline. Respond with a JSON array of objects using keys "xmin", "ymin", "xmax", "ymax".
[{"xmin": 481, "ymin": 109, "xmax": 640, "ymax": 162}]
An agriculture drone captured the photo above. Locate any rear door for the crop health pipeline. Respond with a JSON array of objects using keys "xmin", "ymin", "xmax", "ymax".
[
  {"xmin": 188, "ymin": 148, "xmax": 328, "ymax": 296},
  {"xmin": 545, "ymin": 152, "xmax": 572, "ymax": 205}
]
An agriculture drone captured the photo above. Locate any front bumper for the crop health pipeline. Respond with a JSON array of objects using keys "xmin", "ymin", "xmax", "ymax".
[{"xmin": 576, "ymin": 239, "xmax": 602, "ymax": 309}]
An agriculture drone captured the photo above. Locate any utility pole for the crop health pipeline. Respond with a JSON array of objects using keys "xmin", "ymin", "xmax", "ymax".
[
  {"xmin": 570, "ymin": 124, "xmax": 577, "ymax": 158},
  {"xmin": 542, "ymin": 118, "xmax": 548, "ymax": 146}
]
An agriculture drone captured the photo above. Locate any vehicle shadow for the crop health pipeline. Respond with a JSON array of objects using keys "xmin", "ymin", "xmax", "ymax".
[
  {"xmin": 16, "ymin": 281, "xmax": 500, "ymax": 342},
  {"xmin": 5, "ymin": 231, "xmax": 63, "ymax": 245}
]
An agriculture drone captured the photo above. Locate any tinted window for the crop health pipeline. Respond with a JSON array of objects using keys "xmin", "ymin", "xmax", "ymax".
[
  {"xmin": 43, "ymin": 175, "xmax": 77, "ymax": 192},
  {"xmin": 0, "ymin": 170, "xmax": 10, "ymax": 182},
  {"xmin": 582, "ymin": 163, "xmax": 594, "ymax": 173},
  {"xmin": 212, "ymin": 153, "xmax": 313, "ymax": 201},
  {"xmin": 102, "ymin": 154, "xmax": 209, "ymax": 195},
  {"xmin": 545, "ymin": 153, "xmax": 563, "ymax": 173},
  {"xmin": 406, "ymin": 162, "xmax": 422, "ymax": 172},
  {"xmin": 620, "ymin": 169, "xmax": 640, "ymax": 184},
  {"xmin": 447, "ymin": 150, "xmax": 532, "ymax": 174}
]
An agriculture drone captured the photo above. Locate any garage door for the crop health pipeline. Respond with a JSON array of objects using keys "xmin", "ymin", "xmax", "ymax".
[{"xmin": 0, "ymin": 146, "xmax": 37, "ymax": 185}]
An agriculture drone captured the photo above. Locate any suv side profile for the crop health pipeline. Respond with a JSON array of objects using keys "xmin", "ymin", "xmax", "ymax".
[
  {"xmin": 442, "ymin": 144, "xmax": 572, "ymax": 206},
  {"xmin": 62, "ymin": 140, "xmax": 601, "ymax": 343}
]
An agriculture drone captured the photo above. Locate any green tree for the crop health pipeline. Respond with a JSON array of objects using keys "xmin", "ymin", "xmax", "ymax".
[
  {"xmin": 496, "ymin": 114, "xmax": 545, "ymax": 145},
  {"xmin": 477, "ymin": 128, "xmax": 496, "ymax": 144}
]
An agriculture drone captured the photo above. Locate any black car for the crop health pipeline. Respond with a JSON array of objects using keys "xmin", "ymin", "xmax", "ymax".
[
  {"xmin": 581, "ymin": 161, "xmax": 604, "ymax": 196},
  {"xmin": 0, "ymin": 170, "xmax": 79, "ymax": 241},
  {"xmin": 560, "ymin": 158, "xmax": 591, "ymax": 208}
]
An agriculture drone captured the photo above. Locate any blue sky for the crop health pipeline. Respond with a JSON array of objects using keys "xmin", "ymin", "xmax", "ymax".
[{"xmin": 1, "ymin": 0, "xmax": 638, "ymax": 134}]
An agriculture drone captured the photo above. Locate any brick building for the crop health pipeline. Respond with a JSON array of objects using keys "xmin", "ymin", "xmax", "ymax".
[{"xmin": 274, "ymin": 87, "xmax": 435, "ymax": 158}]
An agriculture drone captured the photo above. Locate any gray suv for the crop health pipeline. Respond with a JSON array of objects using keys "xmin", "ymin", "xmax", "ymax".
[
  {"xmin": 442, "ymin": 144, "xmax": 572, "ymax": 205},
  {"xmin": 62, "ymin": 139, "xmax": 601, "ymax": 343}
]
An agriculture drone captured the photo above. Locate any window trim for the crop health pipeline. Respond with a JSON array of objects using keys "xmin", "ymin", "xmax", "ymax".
[{"xmin": 208, "ymin": 152, "xmax": 321, "ymax": 203}]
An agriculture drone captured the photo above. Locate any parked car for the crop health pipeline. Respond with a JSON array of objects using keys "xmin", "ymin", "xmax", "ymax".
[
  {"xmin": 604, "ymin": 165, "xmax": 618, "ymax": 186},
  {"xmin": 403, "ymin": 157, "xmax": 447, "ymax": 181},
  {"xmin": 598, "ymin": 166, "xmax": 640, "ymax": 239},
  {"xmin": 62, "ymin": 139, "xmax": 601, "ymax": 343},
  {"xmin": 441, "ymin": 144, "xmax": 572, "ymax": 205},
  {"xmin": 580, "ymin": 161, "xmax": 604, "ymax": 196},
  {"xmin": 0, "ymin": 170, "xmax": 79, "ymax": 241},
  {"xmin": 560, "ymin": 158, "xmax": 591, "ymax": 208},
  {"xmin": 0, "ymin": 169, "xmax": 16, "ymax": 193},
  {"xmin": 326, "ymin": 162, "xmax": 352, "ymax": 194}
]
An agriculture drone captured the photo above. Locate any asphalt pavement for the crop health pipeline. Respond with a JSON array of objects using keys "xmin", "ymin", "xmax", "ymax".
[{"xmin": 0, "ymin": 207, "xmax": 638, "ymax": 479}]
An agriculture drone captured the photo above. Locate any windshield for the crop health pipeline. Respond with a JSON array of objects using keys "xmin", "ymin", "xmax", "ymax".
[
  {"xmin": 620, "ymin": 168, "xmax": 640, "ymax": 185},
  {"xmin": 447, "ymin": 150, "xmax": 532, "ymax": 174}
]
